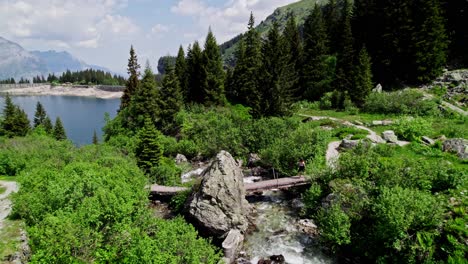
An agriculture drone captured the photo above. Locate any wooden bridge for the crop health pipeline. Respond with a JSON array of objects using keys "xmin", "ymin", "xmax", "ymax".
[{"xmin": 150, "ymin": 176, "xmax": 309, "ymax": 196}]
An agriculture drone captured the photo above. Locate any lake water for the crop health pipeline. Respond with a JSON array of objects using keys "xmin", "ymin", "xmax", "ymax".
[{"xmin": 0, "ymin": 95, "xmax": 120, "ymax": 145}]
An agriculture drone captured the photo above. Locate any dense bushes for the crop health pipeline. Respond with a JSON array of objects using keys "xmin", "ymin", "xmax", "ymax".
[
  {"xmin": 3, "ymin": 136, "xmax": 220, "ymax": 263},
  {"xmin": 362, "ymin": 89, "xmax": 439, "ymax": 116},
  {"xmin": 305, "ymin": 144, "xmax": 467, "ymax": 263}
]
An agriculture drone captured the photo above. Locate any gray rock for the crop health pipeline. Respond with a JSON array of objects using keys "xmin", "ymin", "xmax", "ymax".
[
  {"xmin": 186, "ymin": 151, "xmax": 250, "ymax": 238},
  {"xmin": 443, "ymin": 138, "xmax": 468, "ymax": 160},
  {"xmin": 366, "ymin": 134, "xmax": 386, "ymax": 144},
  {"xmin": 298, "ymin": 219, "xmax": 318, "ymax": 236},
  {"xmin": 354, "ymin": 120, "xmax": 364, "ymax": 126},
  {"xmin": 222, "ymin": 229, "xmax": 244, "ymax": 263},
  {"xmin": 422, "ymin": 136, "xmax": 435, "ymax": 145},
  {"xmin": 175, "ymin": 154, "xmax": 188, "ymax": 164},
  {"xmin": 339, "ymin": 139, "xmax": 360, "ymax": 149},
  {"xmin": 373, "ymin": 83, "xmax": 383, "ymax": 93},
  {"xmin": 291, "ymin": 198, "xmax": 305, "ymax": 210},
  {"xmin": 382, "ymin": 130, "xmax": 398, "ymax": 143},
  {"xmin": 372, "ymin": 120, "xmax": 383, "ymax": 126}
]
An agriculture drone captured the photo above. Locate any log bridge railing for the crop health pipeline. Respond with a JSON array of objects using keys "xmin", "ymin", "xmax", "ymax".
[{"xmin": 150, "ymin": 176, "xmax": 309, "ymax": 196}]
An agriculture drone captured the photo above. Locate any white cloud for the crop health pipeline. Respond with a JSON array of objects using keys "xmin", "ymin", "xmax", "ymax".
[
  {"xmin": 151, "ymin": 24, "xmax": 170, "ymax": 34},
  {"xmin": 0, "ymin": 0, "xmax": 138, "ymax": 49},
  {"xmin": 171, "ymin": 0, "xmax": 298, "ymax": 43}
]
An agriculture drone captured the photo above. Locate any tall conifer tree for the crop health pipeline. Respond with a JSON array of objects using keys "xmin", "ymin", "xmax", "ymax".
[
  {"xmin": 283, "ymin": 12, "xmax": 303, "ymax": 97},
  {"xmin": 235, "ymin": 13, "xmax": 262, "ymax": 116},
  {"xmin": 411, "ymin": 0, "xmax": 448, "ymax": 83},
  {"xmin": 53, "ymin": 117, "xmax": 67, "ymax": 140},
  {"xmin": 260, "ymin": 22, "xmax": 295, "ymax": 117},
  {"xmin": 1, "ymin": 95, "xmax": 30, "ymax": 137},
  {"xmin": 92, "ymin": 130, "xmax": 99, "ymax": 144},
  {"xmin": 159, "ymin": 67, "xmax": 183, "ymax": 134},
  {"xmin": 324, "ymin": 0, "xmax": 340, "ymax": 54},
  {"xmin": 175, "ymin": 45, "xmax": 189, "ymax": 100},
  {"xmin": 33, "ymin": 101, "xmax": 47, "ymax": 128},
  {"xmin": 43, "ymin": 116, "xmax": 53, "ymax": 134},
  {"xmin": 335, "ymin": 0, "xmax": 355, "ymax": 95},
  {"xmin": 301, "ymin": 4, "xmax": 330, "ymax": 101},
  {"xmin": 128, "ymin": 62, "xmax": 160, "ymax": 130},
  {"xmin": 186, "ymin": 41, "xmax": 206, "ymax": 103},
  {"xmin": 120, "ymin": 46, "xmax": 140, "ymax": 111},
  {"xmin": 203, "ymin": 29, "xmax": 226, "ymax": 105},
  {"xmin": 353, "ymin": 47, "xmax": 373, "ymax": 106},
  {"xmin": 135, "ymin": 118, "xmax": 162, "ymax": 175}
]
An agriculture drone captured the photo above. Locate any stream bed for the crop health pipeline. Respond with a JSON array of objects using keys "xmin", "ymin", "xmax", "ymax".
[{"xmin": 242, "ymin": 191, "xmax": 334, "ymax": 264}]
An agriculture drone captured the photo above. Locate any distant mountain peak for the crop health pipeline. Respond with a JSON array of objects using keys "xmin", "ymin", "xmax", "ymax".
[{"xmin": 0, "ymin": 36, "xmax": 111, "ymax": 80}]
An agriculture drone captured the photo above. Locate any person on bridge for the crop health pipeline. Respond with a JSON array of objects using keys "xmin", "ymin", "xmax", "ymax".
[{"xmin": 298, "ymin": 159, "xmax": 305, "ymax": 175}]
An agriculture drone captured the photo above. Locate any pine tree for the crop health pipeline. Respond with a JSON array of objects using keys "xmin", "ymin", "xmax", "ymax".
[
  {"xmin": 203, "ymin": 29, "xmax": 226, "ymax": 105},
  {"xmin": 92, "ymin": 130, "xmax": 98, "ymax": 144},
  {"xmin": 186, "ymin": 41, "xmax": 206, "ymax": 103},
  {"xmin": 159, "ymin": 67, "xmax": 183, "ymax": 134},
  {"xmin": 128, "ymin": 62, "xmax": 160, "ymax": 130},
  {"xmin": 120, "ymin": 46, "xmax": 140, "ymax": 111},
  {"xmin": 260, "ymin": 22, "xmax": 296, "ymax": 117},
  {"xmin": 1, "ymin": 95, "xmax": 30, "ymax": 137},
  {"xmin": 301, "ymin": 4, "xmax": 330, "ymax": 101},
  {"xmin": 335, "ymin": 0, "xmax": 355, "ymax": 95},
  {"xmin": 43, "ymin": 116, "xmax": 53, "ymax": 134},
  {"xmin": 411, "ymin": 0, "xmax": 448, "ymax": 83},
  {"xmin": 353, "ymin": 47, "xmax": 373, "ymax": 106},
  {"xmin": 324, "ymin": 0, "xmax": 340, "ymax": 54},
  {"xmin": 234, "ymin": 13, "xmax": 262, "ymax": 116},
  {"xmin": 282, "ymin": 12, "xmax": 303, "ymax": 98},
  {"xmin": 135, "ymin": 118, "xmax": 162, "ymax": 175},
  {"xmin": 53, "ymin": 117, "xmax": 67, "ymax": 140},
  {"xmin": 33, "ymin": 101, "xmax": 47, "ymax": 128},
  {"xmin": 229, "ymin": 39, "xmax": 247, "ymax": 103},
  {"xmin": 175, "ymin": 45, "xmax": 188, "ymax": 100}
]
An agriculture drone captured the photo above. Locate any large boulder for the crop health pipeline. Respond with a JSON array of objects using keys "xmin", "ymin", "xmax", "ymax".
[
  {"xmin": 382, "ymin": 130, "xmax": 398, "ymax": 143},
  {"xmin": 186, "ymin": 150, "xmax": 250, "ymax": 238},
  {"xmin": 443, "ymin": 138, "xmax": 468, "ymax": 160}
]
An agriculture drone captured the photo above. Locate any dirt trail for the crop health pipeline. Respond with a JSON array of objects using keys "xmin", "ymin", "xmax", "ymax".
[
  {"xmin": 298, "ymin": 114, "xmax": 410, "ymax": 166},
  {"xmin": 0, "ymin": 181, "xmax": 18, "ymax": 230}
]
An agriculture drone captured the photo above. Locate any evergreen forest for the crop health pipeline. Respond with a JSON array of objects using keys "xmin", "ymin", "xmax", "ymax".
[{"xmin": 0, "ymin": 0, "xmax": 467, "ymax": 263}]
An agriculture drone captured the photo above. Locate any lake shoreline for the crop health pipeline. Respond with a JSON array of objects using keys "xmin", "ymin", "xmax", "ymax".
[{"xmin": 1, "ymin": 85, "xmax": 122, "ymax": 99}]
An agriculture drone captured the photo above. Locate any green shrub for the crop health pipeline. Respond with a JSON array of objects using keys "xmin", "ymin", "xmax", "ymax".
[
  {"xmin": 316, "ymin": 203, "xmax": 351, "ymax": 250},
  {"xmin": 394, "ymin": 117, "xmax": 431, "ymax": 141},
  {"xmin": 363, "ymin": 89, "xmax": 439, "ymax": 116},
  {"xmin": 170, "ymin": 189, "xmax": 191, "ymax": 214},
  {"xmin": 260, "ymin": 124, "xmax": 330, "ymax": 175},
  {"xmin": 319, "ymin": 92, "xmax": 333, "ymax": 110},
  {"xmin": 176, "ymin": 139, "xmax": 200, "ymax": 160},
  {"xmin": 150, "ymin": 157, "xmax": 182, "ymax": 186}
]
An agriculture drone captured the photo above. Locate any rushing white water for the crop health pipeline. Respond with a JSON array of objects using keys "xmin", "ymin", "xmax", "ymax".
[{"xmin": 243, "ymin": 191, "xmax": 334, "ymax": 264}]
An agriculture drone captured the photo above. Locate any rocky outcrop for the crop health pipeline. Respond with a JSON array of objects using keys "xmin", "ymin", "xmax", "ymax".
[
  {"xmin": 422, "ymin": 69, "xmax": 468, "ymax": 109},
  {"xmin": 382, "ymin": 130, "xmax": 398, "ymax": 143},
  {"xmin": 339, "ymin": 139, "xmax": 361, "ymax": 150},
  {"xmin": 443, "ymin": 138, "xmax": 468, "ymax": 159},
  {"xmin": 175, "ymin": 154, "xmax": 188, "ymax": 164},
  {"xmin": 186, "ymin": 150, "xmax": 250, "ymax": 238},
  {"xmin": 222, "ymin": 229, "xmax": 244, "ymax": 263}
]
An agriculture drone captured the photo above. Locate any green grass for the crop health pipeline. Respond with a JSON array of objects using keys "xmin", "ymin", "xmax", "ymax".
[
  {"xmin": 394, "ymin": 142, "xmax": 467, "ymax": 170},
  {"xmin": 0, "ymin": 186, "xmax": 6, "ymax": 195},
  {"xmin": 0, "ymin": 176, "xmax": 16, "ymax": 182},
  {"xmin": 0, "ymin": 220, "xmax": 24, "ymax": 262}
]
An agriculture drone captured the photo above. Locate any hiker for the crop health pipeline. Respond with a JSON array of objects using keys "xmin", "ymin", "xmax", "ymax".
[{"xmin": 298, "ymin": 159, "xmax": 305, "ymax": 175}]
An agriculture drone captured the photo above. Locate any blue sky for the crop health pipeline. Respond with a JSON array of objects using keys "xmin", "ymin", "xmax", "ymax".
[{"xmin": 0, "ymin": 0, "xmax": 299, "ymax": 74}]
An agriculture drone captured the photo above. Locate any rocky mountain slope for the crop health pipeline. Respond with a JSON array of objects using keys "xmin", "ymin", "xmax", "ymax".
[{"xmin": 0, "ymin": 37, "xmax": 110, "ymax": 80}]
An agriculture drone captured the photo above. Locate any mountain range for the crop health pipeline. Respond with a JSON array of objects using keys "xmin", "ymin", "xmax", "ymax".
[{"xmin": 0, "ymin": 36, "xmax": 111, "ymax": 81}]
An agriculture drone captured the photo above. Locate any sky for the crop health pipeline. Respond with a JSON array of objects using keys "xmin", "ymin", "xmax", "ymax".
[{"xmin": 0, "ymin": 0, "xmax": 299, "ymax": 74}]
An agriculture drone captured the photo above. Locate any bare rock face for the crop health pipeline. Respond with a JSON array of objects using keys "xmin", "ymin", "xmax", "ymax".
[
  {"xmin": 443, "ymin": 138, "xmax": 468, "ymax": 160},
  {"xmin": 186, "ymin": 150, "xmax": 250, "ymax": 238}
]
